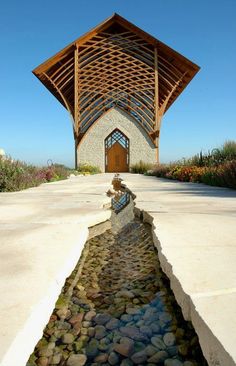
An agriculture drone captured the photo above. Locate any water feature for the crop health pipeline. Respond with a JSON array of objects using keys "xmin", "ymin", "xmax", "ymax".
[{"xmin": 26, "ymin": 179, "xmax": 207, "ymax": 366}]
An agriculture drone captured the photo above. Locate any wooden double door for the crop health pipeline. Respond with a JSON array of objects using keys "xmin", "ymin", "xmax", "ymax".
[{"xmin": 105, "ymin": 129, "xmax": 129, "ymax": 173}]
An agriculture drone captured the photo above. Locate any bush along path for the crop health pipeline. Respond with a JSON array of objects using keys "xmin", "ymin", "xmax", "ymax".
[
  {"xmin": 131, "ymin": 141, "xmax": 236, "ymax": 190},
  {"xmin": 0, "ymin": 155, "xmax": 101, "ymax": 192},
  {"xmin": 26, "ymin": 214, "xmax": 207, "ymax": 366}
]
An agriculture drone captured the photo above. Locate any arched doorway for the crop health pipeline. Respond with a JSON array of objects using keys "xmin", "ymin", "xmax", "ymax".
[{"xmin": 105, "ymin": 129, "xmax": 129, "ymax": 172}]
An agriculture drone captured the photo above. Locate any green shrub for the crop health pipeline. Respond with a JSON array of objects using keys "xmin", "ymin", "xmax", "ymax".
[
  {"xmin": 151, "ymin": 164, "xmax": 172, "ymax": 177},
  {"xmin": 130, "ymin": 160, "xmax": 153, "ymax": 174},
  {"xmin": 77, "ymin": 163, "xmax": 101, "ymax": 174},
  {"xmin": 0, "ymin": 156, "xmax": 72, "ymax": 192}
]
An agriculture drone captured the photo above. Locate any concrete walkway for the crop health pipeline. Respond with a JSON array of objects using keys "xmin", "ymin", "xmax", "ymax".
[
  {"xmin": 0, "ymin": 175, "xmax": 113, "ymax": 366},
  {"xmin": 1, "ymin": 173, "xmax": 236, "ymax": 366},
  {"xmin": 123, "ymin": 174, "xmax": 236, "ymax": 366}
]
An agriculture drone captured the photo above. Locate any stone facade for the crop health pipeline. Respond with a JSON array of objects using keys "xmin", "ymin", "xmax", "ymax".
[{"xmin": 77, "ymin": 107, "xmax": 156, "ymax": 172}]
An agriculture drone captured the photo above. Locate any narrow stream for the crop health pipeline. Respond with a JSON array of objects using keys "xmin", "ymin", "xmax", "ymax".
[{"xmin": 27, "ymin": 185, "xmax": 207, "ymax": 366}]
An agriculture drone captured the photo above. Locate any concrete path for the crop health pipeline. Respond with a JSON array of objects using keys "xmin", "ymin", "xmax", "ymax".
[
  {"xmin": 0, "ymin": 174, "xmax": 113, "ymax": 366},
  {"xmin": 123, "ymin": 174, "xmax": 236, "ymax": 366},
  {"xmin": 1, "ymin": 173, "xmax": 236, "ymax": 366}
]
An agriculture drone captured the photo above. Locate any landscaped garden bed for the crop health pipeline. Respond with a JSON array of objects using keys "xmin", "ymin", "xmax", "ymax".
[{"xmin": 131, "ymin": 141, "xmax": 236, "ymax": 190}]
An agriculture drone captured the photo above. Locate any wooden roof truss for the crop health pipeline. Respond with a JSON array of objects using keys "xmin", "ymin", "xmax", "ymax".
[{"xmin": 33, "ymin": 14, "xmax": 200, "ymax": 148}]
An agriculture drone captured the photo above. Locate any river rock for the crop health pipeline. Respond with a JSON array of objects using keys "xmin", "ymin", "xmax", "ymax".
[
  {"xmin": 145, "ymin": 344, "xmax": 158, "ymax": 357},
  {"xmin": 143, "ymin": 307, "xmax": 157, "ymax": 321},
  {"xmin": 164, "ymin": 359, "xmax": 183, "ymax": 366},
  {"xmin": 38, "ymin": 347, "xmax": 53, "ymax": 358},
  {"xmin": 61, "ymin": 332, "xmax": 75, "ymax": 344},
  {"xmin": 140, "ymin": 325, "xmax": 152, "ymax": 337},
  {"xmin": 167, "ymin": 345, "xmax": 178, "ymax": 356},
  {"xmin": 120, "ymin": 326, "xmax": 148, "ymax": 341},
  {"xmin": 148, "ymin": 350, "xmax": 168, "ymax": 363},
  {"xmin": 151, "ymin": 336, "xmax": 166, "ymax": 350},
  {"xmin": 37, "ymin": 357, "xmax": 48, "ymax": 366},
  {"xmin": 163, "ymin": 332, "xmax": 176, "ymax": 347},
  {"xmin": 84, "ymin": 310, "xmax": 96, "ymax": 321},
  {"xmin": 82, "ymin": 321, "xmax": 92, "ymax": 328},
  {"xmin": 108, "ymin": 351, "xmax": 119, "ymax": 365},
  {"xmin": 69, "ymin": 313, "xmax": 84, "ymax": 325},
  {"xmin": 94, "ymin": 313, "xmax": 111, "ymax": 325},
  {"xmin": 126, "ymin": 308, "xmax": 141, "ymax": 315},
  {"xmin": 51, "ymin": 354, "xmax": 61, "ymax": 364},
  {"xmin": 159, "ymin": 312, "xmax": 172, "ymax": 323},
  {"xmin": 113, "ymin": 341, "xmax": 134, "ymax": 357},
  {"xmin": 150, "ymin": 323, "xmax": 161, "ymax": 334},
  {"xmin": 94, "ymin": 353, "xmax": 109, "ymax": 362},
  {"xmin": 116, "ymin": 290, "xmax": 135, "ymax": 298},
  {"xmin": 131, "ymin": 350, "xmax": 147, "ymax": 364},
  {"xmin": 86, "ymin": 339, "xmax": 99, "ymax": 357},
  {"xmin": 178, "ymin": 343, "xmax": 189, "ymax": 356},
  {"xmin": 120, "ymin": 359, "xmax": 133, "ymax": 366},
  {"xmin": 106, "ymin": 318, "xmax": 120, "ymax": 330},
  {"xmin": 87, "ymin": 327, "xmax": 95, "ymax": 337},
  {"xmin": 121, "ymin": 314, "xmax": 133, "ymax": 322},
  {"xmin": 66, "ymin": 354, "xmax": 87, "ymax": 366},
  {"xmin": 95, "ymin": 325, "xmax": 107, "ymax": 339}
]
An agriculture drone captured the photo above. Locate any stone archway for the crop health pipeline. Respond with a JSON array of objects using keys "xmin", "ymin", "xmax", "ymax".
[{"xmin": 105, "ymin": 129, "xmax": 129, "ymax": 172}]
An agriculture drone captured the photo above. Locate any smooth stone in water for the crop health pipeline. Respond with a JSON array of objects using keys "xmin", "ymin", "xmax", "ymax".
[
  {"xmin": 145, "ymin": 345, "xmax": 158, "ymax": 357},
  {"xmin": 120, "ymin": 359, "xmax": 133, "ymax": 366},
  {"xmin": 163, "ymin": 332, "xmax": 176, "ymax": 347},
  {"xmin": 86, "ymin": 339, "xmax": 99, "ymax": 357},
  {"xmin": 82, "ymin": 321, "xmax": 91, "ymax": 328},
  {"xmin": 94, "ymin": 353, "xmax": 109, "ymax": 363},
  {"xmin": 94, "ymin": 313, "xmax": 111, "ymax": 325},
  {"xmin": 84, "ymin": 310, "xmax": 96, "ymax": 321},
  {"xmin": 120, "ymin": 326, "xmax": 147, "ymax": 341},
  {"xmin": 131, "ymin": 350, "xmax": 147, "ymax": 364},
  {"xmin": 87, "ymin": 327, "xmax": 95, "ymax": 337},
  {"xmin": 148, "ymin": 350, "xmax": 168, "ymax": 363},
  {"xmin": 51, "ymin": 354, "xmax": 61, "ymax": 364},
  {"xmin": 94, "ymin": 325, "xmax": 107, "ymax": 340},
  {"xmin": 143, "ymin": 307, "xmax": 157, "ymax": 320},
  {"xmin": 167, "ymin": 345, "xmax": 178, "ymax": 357},
  {"xmin": 116, "ymin": 290, "xmax": 135, "ymax": 298},
  {"xmin": 150, "ymin": 323, "xmax": 161, "ymax": 334},
  {"xmin": 106, "ymin": 318, "xmax": 120, "ymax": 330},
  {"xmin": 140, "ymin": 325, "xmax": 152, "ymax": 337},
  {"xmin": 164, "ymin": 359, "xmax": 183, "ymax": 366},
  {"xmin": 159, "ymin": 312, "xmax": 172, "ymax": 323},
  {"xmin": 151, "ymin": 336, "xmax": 166, "ymax": 350},
  {"xmin": 37, "ymin": 357, "xmax": 48, "ymax": 366},
  {"xmin": 66, "ymin": 354, "xmax": 87, "ymax": 366},
  {"xmin": 69, "ymin": 313, "xmax": 84, "ymax": 325},
  {"xmin": 126, "ymin": 308, "xmax": 141, "ymax": 315},
  {"xmin": 113, "ymin": 342, "xmax": 134, "ymax": 357},
  {"xmin": 121, "ymin": 314, "xmax": 133, "ymax": 322},
  {"xmin": 108, "ymin": 351, "xmax": 119, "ymax": 365},
  {"xmin": 178, "ymin": 343, "xmax": 189, "ymax": 356}
]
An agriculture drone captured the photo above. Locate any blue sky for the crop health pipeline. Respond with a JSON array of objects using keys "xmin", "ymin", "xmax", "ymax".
[{"xmin": 0, "ymin": 0, "xmax": 235, "ymax": 167}]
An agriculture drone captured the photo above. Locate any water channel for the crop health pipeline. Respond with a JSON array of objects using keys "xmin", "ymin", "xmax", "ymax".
[{"xmin": 26, "ymin": 180, "xmax": 207, "ymax": 366}]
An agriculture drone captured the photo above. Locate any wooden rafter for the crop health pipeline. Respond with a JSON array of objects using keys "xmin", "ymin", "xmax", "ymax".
[{"xmin": 33, "ymin": 13, "xmax": 200, "ymax": 159}]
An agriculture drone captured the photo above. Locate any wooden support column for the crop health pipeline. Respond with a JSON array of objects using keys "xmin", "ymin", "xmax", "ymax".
[
  {"xmin": 74, "ymin": 136, "xmax": 78, "ymax": 170},
  {"xmin": 154, "ymin": 46, "xmax": 160, "ymax": 163},
  {"xmin": 74, "ymin": 45, "xmax": 79, "ymax": 170}
]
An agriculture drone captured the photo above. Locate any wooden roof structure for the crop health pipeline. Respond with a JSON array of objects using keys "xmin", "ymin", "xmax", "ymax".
[{"xmin": 33, "ymin": 13, "xmax": 199, "ymax": 156}]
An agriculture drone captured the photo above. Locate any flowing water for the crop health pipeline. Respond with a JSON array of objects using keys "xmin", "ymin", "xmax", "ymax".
[{"xmin": 27, "ymin": 192, "xmax": 207, "ymax": 366}]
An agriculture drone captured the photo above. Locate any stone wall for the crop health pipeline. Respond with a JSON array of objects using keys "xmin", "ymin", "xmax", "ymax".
[{"xmin": 77, "ymin": 107, "xmax": 156, "ymax": 172}]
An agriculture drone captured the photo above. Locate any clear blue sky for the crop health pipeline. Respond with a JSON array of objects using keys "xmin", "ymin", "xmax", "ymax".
[{"xmin": 0, "ymin": 0, "xmax": 235, "ymax": 167}]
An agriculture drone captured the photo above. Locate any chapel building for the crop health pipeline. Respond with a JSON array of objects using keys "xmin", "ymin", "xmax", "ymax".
[{"xmin": 33, "ymin": 14, "xmax": 199, "ymax": 172}]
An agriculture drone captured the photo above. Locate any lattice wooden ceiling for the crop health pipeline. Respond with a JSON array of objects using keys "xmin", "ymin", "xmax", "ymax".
[{"xmin": 33, "ymin": 14, "xmax": 200, "ymax": 145}]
